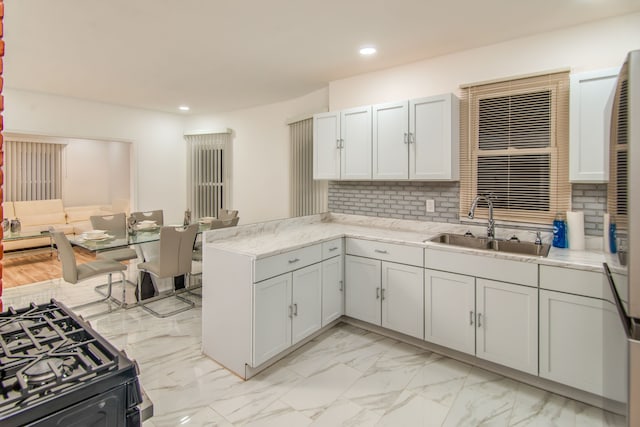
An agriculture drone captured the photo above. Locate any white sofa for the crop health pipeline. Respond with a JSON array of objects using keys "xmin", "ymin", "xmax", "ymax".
[{"xmin": 3, "ymin": 199, "xmax": 116, "ymax": 252}]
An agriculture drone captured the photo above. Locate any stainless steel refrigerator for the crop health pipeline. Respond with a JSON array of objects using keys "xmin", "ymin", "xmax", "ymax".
[{"xmin": 604, "ymin": 48, "xmax": 640, "ymax": 427}]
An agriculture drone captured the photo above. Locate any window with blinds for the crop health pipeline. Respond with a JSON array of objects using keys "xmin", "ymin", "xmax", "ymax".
[
  {"xmin": 290, "ymin": 118, "xmax": 327, "ymax": 217},
  {"xmin": 4, "ymin": 139, "xmax": 65, "ymax": 201},
  {"xmin": 460, "ymin": 71, "xmax": 570, "ymax": 224},
  {"xmin": 608, "ymin": 77, "xmax": 628, "ymax": 231},
  {"xmin": 185, "ymin": 132, "xmax": 232, "ymax": 219}
]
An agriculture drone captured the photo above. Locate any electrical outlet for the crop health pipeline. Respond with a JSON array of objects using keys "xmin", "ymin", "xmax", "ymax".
[{"xmin": 426, "ymin": 199, "xmax": 435, "ymax": 213}]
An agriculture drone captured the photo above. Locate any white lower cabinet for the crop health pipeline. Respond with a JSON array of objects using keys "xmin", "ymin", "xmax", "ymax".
[
  {"xmin": 381, "ymin": 261, "xmax": 424, "ymax": 339},
  {"xmin": 345, "ymin": 255, "xmax": 424, "ymax": 339},
  {"xmin": 476, "ymin": 278, "xmax": 538, "ymax": 375},
  {"xmin": 321, "ymin": 255, "xmax": 344, "ymax": 326},
  {"xmin": 424, "ymin": 269, "xmax": 538, "ymax": 375},
  {"xmin": 252, "ymin": 274, "xmax": 292, "ymax": 366},
  {"xmin": 345, "ymin": 255, "xmax": 381, "ymax": 325},
  {"xmin": 424, "ymin": 269, "xmax": 475, "ymax": 354},
  {"xmin": 539, "ymin": 289, "xmax": 627, "ymax": 401},
  {"xmin": 252, "ymin": 263, "xmax": 322, "ymax": 366}
]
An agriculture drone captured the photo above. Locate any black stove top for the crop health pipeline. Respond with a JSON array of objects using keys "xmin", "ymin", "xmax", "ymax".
[{"xmin": 0, "ymin": 299, "xmax": 142, "ymax": 426}]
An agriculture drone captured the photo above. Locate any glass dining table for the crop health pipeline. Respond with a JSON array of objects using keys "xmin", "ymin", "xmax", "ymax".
[{"xmin": 70, "ymin": 223, "xmax": 208, "ymax": 303}]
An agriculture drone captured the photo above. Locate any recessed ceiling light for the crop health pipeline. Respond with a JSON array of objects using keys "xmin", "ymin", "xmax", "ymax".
[
  {"xmin": 179, "ymin": 105, "xmax": 190, "ymax": 111},
  {"xmin": 359, "ymin": 46, "xmax": 377, "ymax": 56}
]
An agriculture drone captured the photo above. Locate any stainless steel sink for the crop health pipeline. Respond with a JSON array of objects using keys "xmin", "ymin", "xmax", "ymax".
[{"xmin": 427, "ymin": 233, "xmax": 550, "ymax": 257}]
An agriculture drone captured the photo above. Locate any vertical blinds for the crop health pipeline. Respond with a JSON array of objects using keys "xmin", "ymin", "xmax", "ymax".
[
  {"xmin": 290, "ymin": 118, "xmax": 327, "ymax": 217},
  {"xmin": 185, "ymin": 132, "xmax": 231, "ymax": 219},
  {"xmin": 460, "ymin": 71, "xmax": 570, "ymax": 224},
  {"xmin": 4, "ymin": 139, "xmax": 64, "ymax": 201}
]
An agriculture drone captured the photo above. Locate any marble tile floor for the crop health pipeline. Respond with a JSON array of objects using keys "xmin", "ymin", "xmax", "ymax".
[{"xmin": 1, "ymin": 278, "xmax": 626, "ymax": 427}]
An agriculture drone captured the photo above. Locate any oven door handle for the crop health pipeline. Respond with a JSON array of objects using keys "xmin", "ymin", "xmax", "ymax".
[{"xmin": 604, "ymin": 262, "xmax": 632, "ymax": 339}]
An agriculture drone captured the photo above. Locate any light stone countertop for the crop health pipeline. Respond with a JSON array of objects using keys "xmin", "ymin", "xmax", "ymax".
[{"xmin": 203, "ymin": 213, "xmax": 621, "ymax": 273}]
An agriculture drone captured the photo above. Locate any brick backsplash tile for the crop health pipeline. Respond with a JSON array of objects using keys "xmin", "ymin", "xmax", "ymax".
[{"xmin": 328, "ymin": 181, "xmax": 608, "ymax": 236}]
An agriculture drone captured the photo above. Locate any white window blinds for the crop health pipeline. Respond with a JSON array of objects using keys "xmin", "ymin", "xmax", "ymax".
[
  {"xmin": 460, "ymin": 71, "xmax": 570, "ymax": 224},
  {"xmin": 290, "ymin": 118, "xmax": 327, "ymax": 217},
  {"xmin": 4, "ymin": 139, "xmax": 64, "ymax": 201},
  {"xmin": 185, "ymin": 132, "xmax": 232, "ymax": 219}
]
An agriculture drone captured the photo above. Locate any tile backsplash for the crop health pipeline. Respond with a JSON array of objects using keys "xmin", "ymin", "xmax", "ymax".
[{"xmin": 328, "ymin": 181, "xmax": 607, "ymax": 236}]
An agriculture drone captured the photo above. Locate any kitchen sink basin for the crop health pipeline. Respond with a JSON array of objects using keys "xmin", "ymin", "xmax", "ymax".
[{"xmin": 427, "ymin": 233, "xmax": 550, "ymax": 257}]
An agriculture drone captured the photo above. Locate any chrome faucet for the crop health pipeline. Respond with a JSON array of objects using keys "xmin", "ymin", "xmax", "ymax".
[{"xmin": 468, "ymin": 194, "xmax": 497, "ymax": 239}]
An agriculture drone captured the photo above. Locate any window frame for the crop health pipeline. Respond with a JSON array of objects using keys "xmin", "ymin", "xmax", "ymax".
[{"xmin": 459, "ymin": 71, "xmax": 570, "ymax": 225}]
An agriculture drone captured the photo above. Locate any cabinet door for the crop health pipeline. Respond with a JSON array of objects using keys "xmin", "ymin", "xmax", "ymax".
[
  {"xmin": 322, "ymin": 256, "xmax": 344, "ymax": 326},
  {"xmin": 341, "ymin": 106, "xmax": 372, "ymax": 180},
  {"xmin": 409, "ymin": 94, "xmax": 459, "ymax": 180},
  {"xmin": 372, "ymin": 101, "xmax": 409, "ymax": 180},
  {"xmin": 476, "ymin": 279, "xmax": 538, "ymax": 375},
  {"xmin": 313, "ymin": 111, "xmax": 341, "ymax": 180},
  {"xmin": 424, "ymin": 269, "xmax": 475, "ymax": 355},
  {"xmin": 539, "ymin": 290, "xmax": 626, "ymax": 401},
  {"xmin": 345, "ymin": 255, "xmax": 381, "ymax": 324},
  {"xmin": 381, "ymin": 262, "xmax": 424, "ymax": 339},
  {"xmin": 569, "ymin": 68, "xmax": 619, "ymax": 182},
  {"xmin": 252, "ymin": 273, "xmax": 292, "ymax": 366},
  {"xmin": 292, "ymin": 263, "xmax": 323, "ymax": 345}
]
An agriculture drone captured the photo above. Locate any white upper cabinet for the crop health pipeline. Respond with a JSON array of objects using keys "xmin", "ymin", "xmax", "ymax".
[
  {"xmin": 372, "ymin": 101, "xmax": 409, "ymax": 179},
  {"xmin": 371, "ymin": 94, "xmax": 460, "ymax": 181},
  {"xmin": 569, "ymin": 68, "xmax": 619, "ymax": 182},
  {"xmin": 341, "ymin": 106, "xmax": 373, "ymax": 180},
  {"xmin": 313, "ymin": 111, "xmax": 341, "ymax": 180},
  {"xmin": 410, "ymin": 94, "xmax": 459, "ymax": 180}
]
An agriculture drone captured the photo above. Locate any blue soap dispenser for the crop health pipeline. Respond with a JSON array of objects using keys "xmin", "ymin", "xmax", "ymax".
[{"xmin": 552, "ymin": 212, "xmax": 567, "ymax": 248}]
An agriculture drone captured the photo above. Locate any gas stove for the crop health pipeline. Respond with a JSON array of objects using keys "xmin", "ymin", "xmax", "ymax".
[{"xmin": 0, "ymin": 299, "xmax": 145, "ymax": 427}]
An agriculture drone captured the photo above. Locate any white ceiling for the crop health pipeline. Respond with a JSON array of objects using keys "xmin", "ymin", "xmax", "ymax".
[{"xmin": 5, "ymin": 0, "xmax": 640, "ymax": 115}]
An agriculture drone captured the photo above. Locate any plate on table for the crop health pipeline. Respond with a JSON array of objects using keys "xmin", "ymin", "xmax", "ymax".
[
  {"xmin": 198, "ymin": 216, "xmax": 216, "ymax": 224},
  {"xmin": 82, "ymin": 233, "xmax": 113, "ymax": 241},
  {"xmin": 135, "ymin": 223, "xmax": 159, "ymax": 231}
]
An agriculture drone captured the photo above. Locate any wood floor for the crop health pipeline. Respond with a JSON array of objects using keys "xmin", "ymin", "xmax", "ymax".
[{"xmin": 1, "ymin": 247, "xmax": 97, "ymax": 288}]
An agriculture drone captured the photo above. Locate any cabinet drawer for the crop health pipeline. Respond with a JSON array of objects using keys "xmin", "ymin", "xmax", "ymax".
[
  {"xmin": 346, "ymin": 238, "xmax": 423, "ymax": 267},
  {"xmin": 540, "ymin": 265, "xmax": 606, "ymax": 300},
  {"xmin": 425, "ymin": 248, "xmax": 537, "ymax": 287},
  {"xmin": 322, "ymin": 238, "xmax": 343, "ymax": 259},
  {"xmin": 254, "ymin": 244, "xmax": 322, "ymax": 282}
]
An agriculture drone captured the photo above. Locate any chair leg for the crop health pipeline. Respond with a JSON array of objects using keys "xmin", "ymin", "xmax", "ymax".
[
  {"xmin": 71, "ymin": 272, "xmax": 125, "ymax": 315},
  {"xmin": 136, "ymin": 272, "xmax": 196, "ymax": 318}
]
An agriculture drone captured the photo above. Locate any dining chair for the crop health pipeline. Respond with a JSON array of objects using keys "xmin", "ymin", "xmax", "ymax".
[
  {"xmin": 90, "ymin": 213, "xmax": 138, "ymax": 262},
  {"xmin": 50, "ymin": 229, "xmax": 127, "ymax": 316},
  {"xmin": 136, "ymin": 224, "xmax": 199, "ymax": 318},
  {"xmin": 90, "ymin": 213, "xmax": 138, "ymax": 302},
  {"xmin": 218, "ymin": 209, "xmax": 238, "ymax": 220},
  {"xmin": 131, "ymin": 210, "xmax": 164, "ymax": 226}
]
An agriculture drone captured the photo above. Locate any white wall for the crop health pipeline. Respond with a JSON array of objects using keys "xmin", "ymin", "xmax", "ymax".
[
  {"xmin": 185, "ymin": 88, "xmax": 328, "ymax": 225},
  {"xmin": 62, "ymin": 138, "xmax": 130, "ymax": 207},
  {"xmin": 4, "ymin": 89, "xmax": 187, "ymax": 223},
  {"xmin": 329, "ymin": 13, "xmax": 640, "ymax": 109}
]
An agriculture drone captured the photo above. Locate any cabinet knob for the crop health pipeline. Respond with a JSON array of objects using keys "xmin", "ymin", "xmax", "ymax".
[
  {"xmin": 288, "ymin": 258, "xmax": 300, "ymax": 264},
  {"xmin": 470, "ymin": 310, "xmax": 474, "ymax": 325},
  {"xmin": 404, "ymin": 132, "xmax": 408, "ymax": 144},
  {"xmin": 374, "ymin": 249, "xmax": 388, "ymax": 254},
  {"xmin": 339, "ymin": 280, "xmax": 343, "ymax": 291},
  {"xmin": 376, "ymin": 287, "xmax": 380, "ymax": 299},
  {"xmin": 477, "ymin": 313, "xmax": 482, "ymax": 327},
  {"xmin": 329, "ymin": 246, "xmax": 338, "ymax": 252}
]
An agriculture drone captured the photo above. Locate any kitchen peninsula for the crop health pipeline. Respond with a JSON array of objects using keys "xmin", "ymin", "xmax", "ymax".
[{"xmin": 201, "ymin": 213, "xmax": 626, "ymax": 413}]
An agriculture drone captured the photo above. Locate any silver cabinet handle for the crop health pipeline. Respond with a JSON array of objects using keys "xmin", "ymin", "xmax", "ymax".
[
  {"xmin": 336, "ymin": 139, "xmax": 341, "ymax": 149},
  {"xmin": 329, "ymin": 246, "xmax": 338, "ymax": 252},
  {"xmin": 288, "ymin": 258, "xmax": 300, "ymax": 264},
  {"xmin": 374, "ymin": 249, "xmax": 388, "ymax": 254},
  {"xmin": 477, "ymin": 313, "xmax": 482, "ymax": 327},
  {"xmin": 376, "ymin": 287, "xmax": 380, "ymax": 299},
  {"xmin": 289, "ymin": 305, "xmax": 293, "ymax": 318},
  {"xmin": 381, "ymin": 288, "xmax": 386, "ymax": 300},
  {"xmin": 404, "ymin": 132, "xmax": 408, "ymax": 144},
  {"xmin": 340, "ymin": 138, "xmax": 344, "ymax": 148},
  {"xmin": 470, "ymin": 311, "xmax": 474, "ymax": 325},
  {"xmin": 339, "ymin": 280, "xmax": 343, "ymax": 291},
  {"xmin": 293, "ymin": 303, "xmax": 298, "ymax": 316},
  {"xmin": 409, "ymin": 132, "xmax": 415, "ymax": 143}
]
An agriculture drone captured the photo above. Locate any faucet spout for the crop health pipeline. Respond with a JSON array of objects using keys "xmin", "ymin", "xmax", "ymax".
[{"xmin": 468, "ymin": 194, "xmax": 496, "ymax": 239}]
